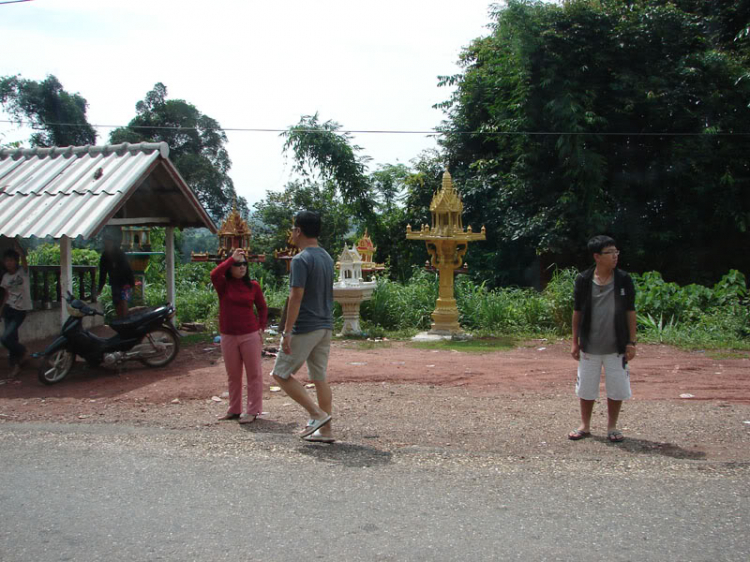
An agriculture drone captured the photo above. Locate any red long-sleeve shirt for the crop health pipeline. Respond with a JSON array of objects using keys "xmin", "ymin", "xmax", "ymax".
[{"xmin": 211, "ymin": 258, "xmax": 268, "ymax": 335}]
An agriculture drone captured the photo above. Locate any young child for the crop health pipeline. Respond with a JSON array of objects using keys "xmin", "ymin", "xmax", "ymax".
[{"xmin": 1, "ymin": 242, "xmax": 32, "ymax": 378}]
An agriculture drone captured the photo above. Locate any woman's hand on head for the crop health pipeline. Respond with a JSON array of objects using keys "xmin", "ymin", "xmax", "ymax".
[{"xmin": 231, "ymin": 248, "xmax": 245, "ymax": 262}]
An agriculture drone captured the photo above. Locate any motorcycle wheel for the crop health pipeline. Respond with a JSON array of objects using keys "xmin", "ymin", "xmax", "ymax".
[
  {"xmin": 38, "ymin": 350, "xmax": 76, "ymax": 385},
  {"xmin": 138, "ymin": 328, "xmax": 180, "ymax": 367}
]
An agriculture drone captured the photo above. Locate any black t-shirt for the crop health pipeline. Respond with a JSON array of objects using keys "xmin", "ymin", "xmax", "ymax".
[{"xmin": 98, "ymin": 248, "xmax": 135, "ymax": 290}]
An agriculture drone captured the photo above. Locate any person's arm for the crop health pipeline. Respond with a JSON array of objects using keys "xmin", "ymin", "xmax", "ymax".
[
  {"xmin": 626, "ymin": 311, "xmax": 637, "ymax": 361},
  {"xmin": 15, "ymin": 240, "xmax": 28, "ymax": 271},
  {"xmin": 281, "ymin": 286, "xmax": 304, "ymax": 355},
  {"xmin": 571, "ymin": 274, "xmax": 583, "ymax": 360},
  {"xmin": 0, "ymin": 275, "xmax": 7, "ymax": 309},
  {"xmin": 254, "ymin": 282, "xmax": 268, "ymax": 331},
  {"xmin": 625, "ymin": 275, "xmax": 637, "ymax": 361},
  {"xmin": 571, "ymin": 310, "xmax": 582, "ymax": 360},
  {"xmin": 122, "ymin": 252, "xmax": 135, "ymax": 287},
  {"xmin": 210, "ymin": 255, "xmax": 237, "ymax": 295},
  {"xmin": 98, "ymin": 255, "xmax": 108, "ymax": 293}
]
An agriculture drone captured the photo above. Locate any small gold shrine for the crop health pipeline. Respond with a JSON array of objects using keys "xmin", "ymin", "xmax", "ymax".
[
  {"xmin": 273, "ymin": 219, "xmax": 300, "ymax": 273},
  {"xmin": 192, "ymin": 203, "xmax": 265, "ymax": 263},
  {"xmin": 356, "ymin": 230, "xmax": 385, "ymax": 274}
]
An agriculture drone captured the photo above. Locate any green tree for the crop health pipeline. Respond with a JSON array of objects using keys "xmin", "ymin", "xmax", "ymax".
[
  {"xmin": 110, "ymin": 83, "xmax": 243, "ymax": 221},
  {"xmin": 0, "ymin": 74, "xmax": 97, "ymax": 147},
  {"xmin": 252, "ymin": 179, "xmax": 352, "ymax": 276},
  {"xmin": 281, "ymin": 113, "xmax": 374, "ymax": 221},
  {"xmin": 437, "ymin": 0, "xmax": 750, "ymax": 286}
]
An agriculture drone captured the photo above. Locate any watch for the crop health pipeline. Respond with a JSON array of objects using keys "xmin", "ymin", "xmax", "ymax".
[{"xmin": 281, "ymin": 331, "xmax": 290, "ymax": 338}]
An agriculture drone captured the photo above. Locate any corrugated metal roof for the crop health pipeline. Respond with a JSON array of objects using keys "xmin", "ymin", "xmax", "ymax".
[{"xmin": 0, "ymin": 142, "xmax": 216, "ymax": 239}]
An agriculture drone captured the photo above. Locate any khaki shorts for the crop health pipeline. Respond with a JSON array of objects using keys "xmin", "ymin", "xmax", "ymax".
[{"xmin": 271, "ymin": 329, "xmax": 332, "ymax": 381}]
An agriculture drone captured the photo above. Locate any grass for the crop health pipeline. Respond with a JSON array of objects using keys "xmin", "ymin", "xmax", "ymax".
[
  {"xmin": 340, "ymin": 340, "xmax": 394, "ymax": 351},
  {"xmin": 408, "ymin": 336, "xmax": 516, "ymax": 353},
  {"xmin": 179, "ymin": 332, "xmax": 216, "ymax": 346},
  {"xmin": 705, "ymin": 350, "xmax": 749, "ymax": 360}
]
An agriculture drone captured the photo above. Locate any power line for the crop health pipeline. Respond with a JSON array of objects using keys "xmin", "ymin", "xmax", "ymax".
[
  {"xmin": 0, "ymin": 0, "xmax": 34, "ymax": 5},
  {"xmin": 1, "ymin": 119, "xmax": 750, "ymax": 137}
]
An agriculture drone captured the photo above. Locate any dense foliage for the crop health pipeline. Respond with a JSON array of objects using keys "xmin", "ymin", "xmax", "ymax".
[
  {"xmin": 360, "ymin": 267, "xmax": 749, "ymax": 348},
  {"xmin": 436, "ymin": 0, "xmax": 750, "ymax": 286},
  {"xmin": 0, "ymin": 74, "xmax": 97, "ymax": 147},
  {"xmin": 109, "ymin": 83, "xmax": 245, "ymax": 221}
]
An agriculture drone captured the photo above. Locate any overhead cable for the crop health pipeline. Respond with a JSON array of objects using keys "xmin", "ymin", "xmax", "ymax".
[{"xmin": 1, "ymin": 119, "xmax": 749, "ymax": 136}]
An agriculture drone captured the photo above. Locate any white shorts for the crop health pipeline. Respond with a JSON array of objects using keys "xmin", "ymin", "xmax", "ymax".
[
  {"xmin": 576, "ymin": 352, "xmax": 632, "ymax": 401},
  {"xmin": 271, "ymin": 329, "xmax": 332, "ymax": 381}
]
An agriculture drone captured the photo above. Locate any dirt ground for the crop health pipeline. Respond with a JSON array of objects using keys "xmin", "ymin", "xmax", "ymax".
[{"xmin": 2, "ymin": 333, "xmax": 750, "ymax": 469}]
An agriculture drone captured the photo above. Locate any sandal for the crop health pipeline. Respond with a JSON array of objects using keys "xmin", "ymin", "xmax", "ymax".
[
  {"xmin": 239, "ymin": 414, "xmax": 257, "ymax": 424},
  {"xmin": 218, "ymin": 413, "xmax": 240, "ymax": 421},
  {"xmin": 568, "ymin": 429, "xmax": 591, "ymax": 441},
  {"xmin": 607, "ymin": 430, "xmax": 624, "ymax": 443}
]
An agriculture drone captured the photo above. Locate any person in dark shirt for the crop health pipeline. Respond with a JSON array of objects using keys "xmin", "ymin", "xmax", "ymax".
[
  {"xmin": 98, "ymin": 230, "xmax": 135, "ymax": 318},
  {"xmin": 569, "ymin": 235, "xmax": 637, "ymax": 443}
]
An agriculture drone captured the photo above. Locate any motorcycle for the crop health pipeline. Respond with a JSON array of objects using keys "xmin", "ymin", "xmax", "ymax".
[{"xmin": 34, "ymin": 293, "xmax": 181, "ymax": 385}]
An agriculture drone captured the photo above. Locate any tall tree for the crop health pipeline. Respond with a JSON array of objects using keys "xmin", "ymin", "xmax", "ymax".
[
  {"xmin": 252, "ymin": 179, "xmax": 353, "ymax": 276},
  {"xmin": 281, "ymin": 113, "xmax": 374, "ymax": 221},
  {"xmin": 0, "ymin": 74, "xmax": 97, "ymax": 147},
  {"xmin": 437, "ymin": 0, "xmax": 750, "ymax": 285},
  {"xmin": 110, "ymin": 83, "xmax": 242, "ymax": 221}
]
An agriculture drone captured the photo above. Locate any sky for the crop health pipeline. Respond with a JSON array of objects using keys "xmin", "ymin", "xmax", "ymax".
[{"xmin": 0, "ymin": 0, "xmax": 498, "ymax": 206}]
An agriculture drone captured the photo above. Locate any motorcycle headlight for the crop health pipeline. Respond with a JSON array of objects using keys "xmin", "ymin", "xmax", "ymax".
[{"xmin": 66, "ymin": 304, "xmax": 85, "ymax": 318}]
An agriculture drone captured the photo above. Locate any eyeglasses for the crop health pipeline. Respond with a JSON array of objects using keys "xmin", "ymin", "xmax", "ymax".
[
  {"xmin": 232, "ymin": 262, "xmax": 248, "ymax": 267},
  {"xmin": 600, "ymin": 250, "xmax": 620, "ymax": 256}
]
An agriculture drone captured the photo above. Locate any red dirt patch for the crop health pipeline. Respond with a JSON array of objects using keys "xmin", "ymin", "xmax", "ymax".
[{"xmin": 2, "ymin": 337, "xmax": 749, "ymax": 409}]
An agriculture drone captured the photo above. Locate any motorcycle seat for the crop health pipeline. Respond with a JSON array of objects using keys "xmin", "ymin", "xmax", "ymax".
[{"xmin": 110, "ymin": 306, "xmax": 169, "ymax": 330}]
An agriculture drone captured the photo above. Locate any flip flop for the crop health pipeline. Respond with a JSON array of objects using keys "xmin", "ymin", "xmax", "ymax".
[
  {"xmin": 304, "ymin": 430, "xmax": 335, "ymax": 443},
  {"xmin": 568, "ymin": 429, "xmax": 591, "ymax": 441},
  {"xmin": 300, "ymin": 415, "xmax": 332, "ymax": 438},
  {"xmin": 218, "ymin": 413, "xmax": 241, "ymax": 421},
  {"xmin": 239, "ymin": 414, "xmax": 257, "ymax": 424},
  {"xmin": 607, "ymin": 430, "xmax": 624, "ymax": 443}
]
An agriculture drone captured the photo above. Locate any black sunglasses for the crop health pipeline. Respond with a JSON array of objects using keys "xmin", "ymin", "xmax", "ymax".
[{"xmin": 232, "ymin": 262, "xmax": 248, "ymax": 267}]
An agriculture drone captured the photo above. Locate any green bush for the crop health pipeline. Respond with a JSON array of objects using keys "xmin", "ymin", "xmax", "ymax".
[
  {"xmin": 27, "ymin": 243, "xmax": 100, "ymax": 267},
  {"xmin": 360, "ymin": 267, "xmax": 437, "ymax": 330}
]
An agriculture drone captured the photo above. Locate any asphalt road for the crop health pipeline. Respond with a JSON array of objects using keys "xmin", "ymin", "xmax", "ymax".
[{"xmin": 1, "ymin": 422, "xmax": 748, "ymax": 562}]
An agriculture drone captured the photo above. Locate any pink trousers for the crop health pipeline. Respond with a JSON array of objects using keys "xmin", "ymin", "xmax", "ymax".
[{"xmin": 220, "ymin": 331, "xmax": 263, "ymax": 415}]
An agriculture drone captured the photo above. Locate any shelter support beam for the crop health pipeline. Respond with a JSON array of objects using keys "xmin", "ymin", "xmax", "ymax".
[
  {"xmin": 108, "ymin": 218, "xmax": 171, "ymax": 226},
  {"xmin": 166, "ymin": 227, "xmax": 176, "ymax": 313},
  {"xmin": 59, "ymin": 236, "xmax": 72, "ymax": 323}
]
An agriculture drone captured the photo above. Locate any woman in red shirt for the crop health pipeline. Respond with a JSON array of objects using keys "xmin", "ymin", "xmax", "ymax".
[{"xmin": 211, "ymin": 249, "xmax": 268, "ymax": 424}]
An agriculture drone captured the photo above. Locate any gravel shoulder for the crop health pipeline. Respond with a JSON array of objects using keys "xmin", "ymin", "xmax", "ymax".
[{"xmin": 2, "ymin": 337, "xmax": 750, "ymax": 476}]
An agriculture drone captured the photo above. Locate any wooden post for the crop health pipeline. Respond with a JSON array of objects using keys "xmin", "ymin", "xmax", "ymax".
[
  {"xmin": 165, "ymin": 227, "xmax": 176, "ymax": 309},
  {"xmin": 60, "ymin": 236, "xmax": 73, "ymax": 323}
]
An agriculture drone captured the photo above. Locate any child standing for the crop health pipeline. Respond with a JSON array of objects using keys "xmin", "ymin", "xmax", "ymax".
[{"xmin": 1, "ymin": 242, "xmax": 32, "ymax": 378}]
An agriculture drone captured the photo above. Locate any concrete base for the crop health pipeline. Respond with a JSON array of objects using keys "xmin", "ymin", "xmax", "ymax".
[
  {"xmin": 1, "ymin": 305, "xmax": 105, "ymax": 341},
  {"xmin": 411, "ymin": 331, "xmax": 453, "ymax": 342},
  {"xmin": 411, "ymin": 331, "xmax": 473, "ymax": 342}
]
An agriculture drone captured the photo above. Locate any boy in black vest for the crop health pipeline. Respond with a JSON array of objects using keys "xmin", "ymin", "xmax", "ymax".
[{"xmin": 569, "ymin": 235, "xmax": 637, "ymax": 443}]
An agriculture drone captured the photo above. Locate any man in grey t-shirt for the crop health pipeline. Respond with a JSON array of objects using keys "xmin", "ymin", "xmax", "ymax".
[
  {"xmin": 569, "ymin": 235, "xmax": 637, "ymax": 443},
  {"xmin": 271, "ymin": 211, "xmax": 335, "ymax": 442}
]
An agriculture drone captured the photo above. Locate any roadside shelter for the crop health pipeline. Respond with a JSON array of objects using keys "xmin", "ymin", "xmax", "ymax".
[{"xmin": 0, "ymin": 142, "xmax": 217, "ymax": 339}]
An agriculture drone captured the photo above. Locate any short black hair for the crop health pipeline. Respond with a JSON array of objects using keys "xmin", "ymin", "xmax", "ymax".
[
  {"xmin": 587, "ymin": 235, "xmax": 616, "ymax": 255},
  {"xmin": 294, "ymin": 211, "xmax": 322, "ymax": 238},
  {"xmin": 3, "ymin": 249, "xmax": 20, "ymax": 262}
]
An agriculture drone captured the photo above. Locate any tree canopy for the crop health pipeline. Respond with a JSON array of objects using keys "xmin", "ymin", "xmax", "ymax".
[
  {"xmin": 0, "ymin": 74, "xmax": 97, "ymax": 147},
  {"xmin": 110, "ymin": 83, "xmax": 243, "ymax": 221},
  {"xmin": 437, "ymin": 0, "xmax": 750, "ymax": 285}
]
